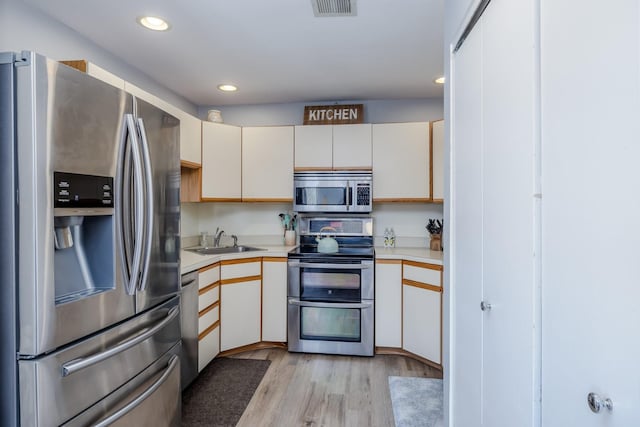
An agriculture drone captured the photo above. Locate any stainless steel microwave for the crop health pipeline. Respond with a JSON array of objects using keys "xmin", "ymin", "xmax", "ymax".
[{"xmin": 293, "ymin": 171, "xmax": 372, "ymax": 213}]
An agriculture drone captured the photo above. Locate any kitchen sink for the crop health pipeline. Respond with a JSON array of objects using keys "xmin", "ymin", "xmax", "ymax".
[{"xmin": 186, "ymin": 245, "xmax": 265, "ymax": 255}]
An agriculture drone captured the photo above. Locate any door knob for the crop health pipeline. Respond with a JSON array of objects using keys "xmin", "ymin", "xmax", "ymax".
[
  {"xmin": 587, "ymin": 393, "xmax": 613, "ymax": 413},
  {"xmin": 480, "ymin": 301, "xmax": 492, "ymax": 311}
]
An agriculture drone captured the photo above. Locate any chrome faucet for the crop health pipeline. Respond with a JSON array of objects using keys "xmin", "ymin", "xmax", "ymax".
[
  {"xmin": 231, "ymin": 234, "xmax": 238, "ymax": 247},
  {"xmin": 213, "ymin": 227, "xmax": 225, "ymax": 247}
]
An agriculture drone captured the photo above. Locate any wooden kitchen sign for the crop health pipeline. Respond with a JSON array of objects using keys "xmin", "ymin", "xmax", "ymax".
[{"xmin": 303, "ymin": 104, "xmax": 364, "ymax": 125}]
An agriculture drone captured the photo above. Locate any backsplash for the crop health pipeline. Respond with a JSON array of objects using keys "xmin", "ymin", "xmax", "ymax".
[{"xmin": 180, "ymin": 202, "xmax": 443, "ymax": 248}]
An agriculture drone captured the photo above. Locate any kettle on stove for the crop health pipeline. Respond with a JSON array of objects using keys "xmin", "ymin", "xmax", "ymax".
[{"xmin": 316, "ymin": 226, "xmax": 339, "ymax": 253}]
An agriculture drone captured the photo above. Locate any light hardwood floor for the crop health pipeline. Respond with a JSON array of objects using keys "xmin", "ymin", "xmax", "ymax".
[{"xmin": 230, "ymin": 349, "xmax": 442, "ymax": 427}]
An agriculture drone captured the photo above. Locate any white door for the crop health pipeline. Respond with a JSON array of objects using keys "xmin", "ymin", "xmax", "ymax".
[
  {"xmin": 451, "ymin": 0, "xmax": 538, "ymax": 425},
  {"xmin": 540, "ymin": 1, "xmax": 640, "ymax": 425}
]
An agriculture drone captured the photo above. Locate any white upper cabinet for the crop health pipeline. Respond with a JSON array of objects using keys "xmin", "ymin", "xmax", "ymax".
[
  {"xmin": 85, "ymin": 63, "xmax": 125, "ymax": 90},
  {"xmin": 294, "ymin": 125, "xmax": 333, "ymax": 169},
  {"xmin": 201, "ymin": 122, "xmax": 242, "ymax": 201},
  {"xmin": 242, "ymin": 126, "xmax": 294, "ymax": 201},
  {"xmin": 332, "ymin": 124, "xmax": 372, "ymax": 169},
  {"xmin": 372, "ymin": 122, "xmax": 430, "ymax": 201},
  {"xmin": 124, "ymin": 83, "xmax": 202, "ymax": 166},
  {"xmin": 294, "ymin": 124, "xmax": 372, "ymax": 170},
  {"xmin": 178, "ymin": 113, "xmax": 202, "ymax": 166},
  {"xmin": 431, "ymin": 120, "xmax": 444, "ymax": 202}
]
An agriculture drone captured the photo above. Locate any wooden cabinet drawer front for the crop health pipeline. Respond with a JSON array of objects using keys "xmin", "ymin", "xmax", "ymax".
[
  {"xmin": 198, "ymin": 265, "xmax": 220, "ymax": 290},
  {"xmin": 221, "ymin": 260, "xmax": 261, "ymax": 280},
  {"xmin": 198, "ymin": 286, "xmax": 219, "ymax": 312},
  {"xmin": 403, "ymin": 263, "xmax": 441, "ymax": 287},
  {"xmin": 198, "ymin": 326, "xmax": 219, "ymax": 372},
  {"xmin": 198, "ymin": 305, "xmax": 219, "ymax": 334}
]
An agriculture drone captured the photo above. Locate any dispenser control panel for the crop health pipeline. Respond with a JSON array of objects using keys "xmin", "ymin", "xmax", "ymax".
[{"xmin": 54, "ymin": 172, "xmax": 113, "ymax": 208}]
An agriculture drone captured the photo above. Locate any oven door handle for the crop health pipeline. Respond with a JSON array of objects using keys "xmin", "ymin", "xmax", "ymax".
[
  {"xmin": 295, "ymin": 262, "xmax": 371, "ymax": 270},
  {"xmin": 288, "ymin": 298, "xmax": 373, "ymax": 310}
]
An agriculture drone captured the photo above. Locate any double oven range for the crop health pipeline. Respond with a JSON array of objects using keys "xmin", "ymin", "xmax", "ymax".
[{"xmin": 288, "ymin": 215, "xmax": 375, "ymax": 357}]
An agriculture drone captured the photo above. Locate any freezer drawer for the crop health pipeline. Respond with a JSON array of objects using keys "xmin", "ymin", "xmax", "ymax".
[
  {"xmin": 64, "ymin": 343, "xmax": 181, "ymax": 427},
  {"xmin": 19, "ymin": 296, "xmax": 180, "ymax": 427}
]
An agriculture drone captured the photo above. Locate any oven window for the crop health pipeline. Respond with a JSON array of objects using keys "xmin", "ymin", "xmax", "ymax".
[
  {"xmin": 300, "ymin": 268, "xmax": 361, "ymax": 301},
  {"xmin": 296, "ymin": 187, "xmax": 347, "ymax": 206},
  {"xmin": 300, "ymin": 307, "xmax": 361, "ymax": 342}
]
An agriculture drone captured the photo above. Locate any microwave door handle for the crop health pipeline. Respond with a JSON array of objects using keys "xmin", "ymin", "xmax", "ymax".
[
  {"xmin": 296, "ymin": 262, "xmax": 371, "ymax": 270},
  {"xmin": 288, "ymin": 298, "xmax": 373, "ymax": 310},
  {"xmin": 135, "ymin": 118, "xmax": 154, "ymax": 292},
  {"xmin": 92, "ymin": 355, "xmax": 179, "ymax": 427},
  {"xmin": 348, "ymin": 185, "xmax": 352, "ymax": 210}
]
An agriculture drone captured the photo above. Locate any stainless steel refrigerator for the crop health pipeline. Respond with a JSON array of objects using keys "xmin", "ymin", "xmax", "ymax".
[{"xmin": 0, "ymin": 51, "xmax": 182, "ymax": 426}]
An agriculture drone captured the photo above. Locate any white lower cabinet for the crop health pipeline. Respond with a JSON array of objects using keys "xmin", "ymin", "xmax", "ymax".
[
  {"xmin": 262, "ymin": 258, "xmax": 288, "ymax": 342},
  {"xmin": 402, "ymin": 284, "xmax": 441, "ymax": 364},
  {"xmin": 197, "ymin": 263, "xmax": 220, "ymax": 372},
  {"xmin": 221, "ymin": 280, "xmax": 261, "ymax": 351},
  {"xmin": 198, "ymin": 326, "xmax": 219, "ymax": 372},
  {"xmin": 375, "ymin": 261, "xmax": 402, "ymax": 348}
]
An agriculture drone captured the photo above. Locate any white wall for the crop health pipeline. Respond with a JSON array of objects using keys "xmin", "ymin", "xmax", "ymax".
[
  {"xmin": 0, "ymin": 0, "xmax": 196, "ymax": 115},
  {"xmin": 186, "ymin": 201, "xmax": 443, "ymax": 247},
  {"xmin": 197, "ymin": 98, "xmax": 444, "ymax": 126}
]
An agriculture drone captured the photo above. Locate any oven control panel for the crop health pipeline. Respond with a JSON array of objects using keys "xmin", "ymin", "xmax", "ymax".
[{"xmin": 54, "ymin": 172, "xmax": 113, "ymax": 208}]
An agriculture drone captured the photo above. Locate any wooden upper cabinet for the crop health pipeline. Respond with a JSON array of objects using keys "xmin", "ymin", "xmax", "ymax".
[
  {"xmin": 372, "ymin": 122, "xmax": 430, "ymax": 202},
  {"xmin": 294, "ymin": 124, "xmax": 372, "ymax": 170},
  {"xmin": 294, "ymin": 125, "xmax": 333, "ymax": 169},
  {"xmin": 332, "ymin": 124, "xmax": 372, "ymax": 169},
  {"xmin": 431, "ymin": 120, "xmax": 444, "ymax": 202},
  {"xmin": 242, "ymin": 126, "xmax": 294, "ymax": 201},
  {"xmin": 201, "ymin": 122, "xmax": 242, "ymax": 201}
]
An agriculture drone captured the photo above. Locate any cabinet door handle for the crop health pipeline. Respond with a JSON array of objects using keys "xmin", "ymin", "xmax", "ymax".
[
  {"xmin": 480, "ymin": 301, "xmax": 492, "ymax": 311},
  {"xmin": 587, "ymin": 393, "xmax": 613, "ymax": 413}
]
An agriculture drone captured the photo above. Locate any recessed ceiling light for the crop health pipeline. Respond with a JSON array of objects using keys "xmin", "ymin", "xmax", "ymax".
[
  {"xmin": 137, "ymin": 16, "xmax": 170, "ymax": 31},
  {"xmin": 217, "ymin": 84, "xmax": 238, "ymax": 92},
  {"xmin": 434, "ymin": 76, "xmax": 445, "ymax": 85}
]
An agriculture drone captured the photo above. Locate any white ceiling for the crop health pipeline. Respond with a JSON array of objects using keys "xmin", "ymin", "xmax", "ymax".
[{"xmin": 24, "ymin": 0, "xmax": 444, "ymax": 107}]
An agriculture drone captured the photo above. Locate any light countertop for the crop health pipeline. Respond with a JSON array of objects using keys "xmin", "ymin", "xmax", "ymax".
[
  {"xmin": 181, "ymin": 244, "xmax": 444, "ymax": 274},
  {"xmin": 181, "ymin": 244, "xmax": 297, "ymax": 274},
  {"xmin": 374, "ymin": 246, "xmax": 443, "ymax": 265}
]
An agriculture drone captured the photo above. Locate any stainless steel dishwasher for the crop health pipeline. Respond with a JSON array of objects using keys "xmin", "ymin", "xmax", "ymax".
[{"xmin": 180, "ymin": 271, "xmax": 198, "ymax": 389}]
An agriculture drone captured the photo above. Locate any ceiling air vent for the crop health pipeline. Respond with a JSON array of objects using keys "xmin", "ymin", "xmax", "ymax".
[{"xmin": 311, "ymin": 0, "xmax": 357, "ymax": 17}]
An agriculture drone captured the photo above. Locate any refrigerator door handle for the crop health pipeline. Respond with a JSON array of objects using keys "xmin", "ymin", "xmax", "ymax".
[
  {"xmin": 123, "ymin": 114, "xmax": 145, "ymax": 295},
  {"xmin": 61, "ymin": 306, "xmax": 179, "ymax": 377},
  {"xmin": 92, "ymin": 355, "xmax": 179, "ymax": 427},
  {"xmin": 135, "ymin": 117, "xmax": 154, "ymax": 292}
]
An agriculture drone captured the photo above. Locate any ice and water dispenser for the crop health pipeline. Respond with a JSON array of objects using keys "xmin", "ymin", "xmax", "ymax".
[{"xmin": 53, "ymin": 172, "xmax": 115, "ymax": 304}]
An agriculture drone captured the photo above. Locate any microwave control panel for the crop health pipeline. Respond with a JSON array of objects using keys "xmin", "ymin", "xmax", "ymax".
[
  {"xmin": 356, "ymin": 183, "xmax": 371, "ymax": 206},
  {"xmin": 54, "ymin": 172, "xmax": 113, "ymax": 208}
]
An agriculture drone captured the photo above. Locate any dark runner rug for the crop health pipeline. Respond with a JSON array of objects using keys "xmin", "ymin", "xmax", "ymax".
[{"xmin": 182, "ymin": 357, "xmax": 271, "ymax": 427}]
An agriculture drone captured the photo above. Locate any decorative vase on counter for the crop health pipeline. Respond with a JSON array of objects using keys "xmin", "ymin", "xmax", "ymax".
[
  {"xmin": 284, "ymin": 230, "xmax": 296, "ymax": 246},
  {"xmin": 430, "ymin": 233, "xmax": 442, "ymax": 251}
]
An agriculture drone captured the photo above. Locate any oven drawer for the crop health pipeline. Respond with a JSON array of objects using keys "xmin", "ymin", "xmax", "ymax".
[
  {"xmin": 287, "ymin": 297, "xmax": 374, "ymax": 356},
  {"xmin": 287, "ymin": 259, "xmax": 374, "ymax": 300}
]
